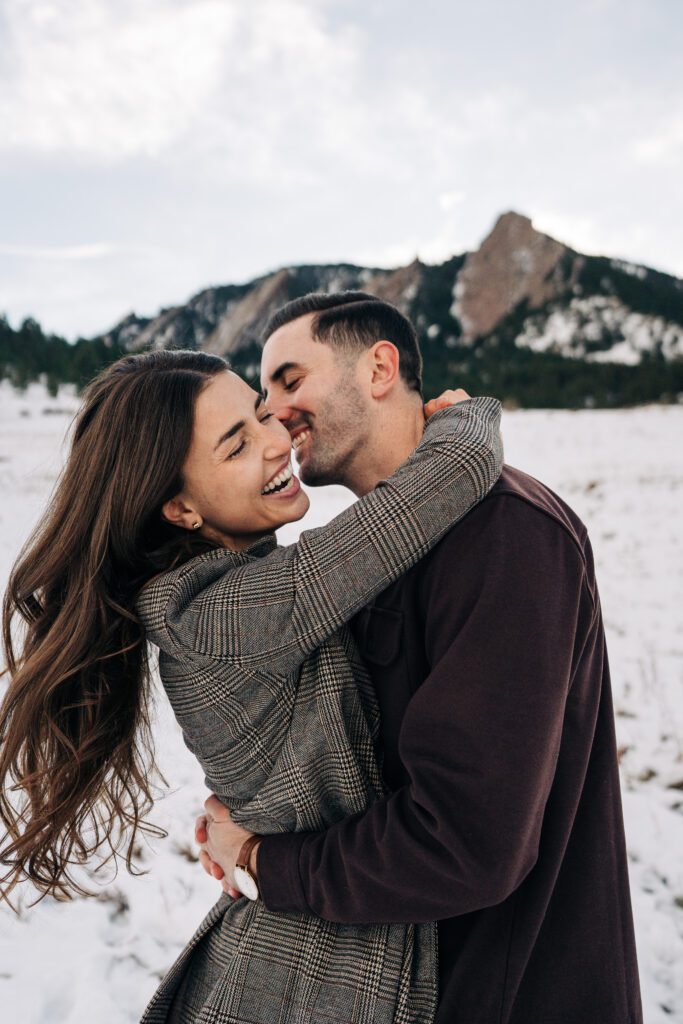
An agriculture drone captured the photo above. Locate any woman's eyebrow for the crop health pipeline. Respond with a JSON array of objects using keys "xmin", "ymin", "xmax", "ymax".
[{"xmin": 214, "ymin": 395, "xmax": 264, "ymax": 451}]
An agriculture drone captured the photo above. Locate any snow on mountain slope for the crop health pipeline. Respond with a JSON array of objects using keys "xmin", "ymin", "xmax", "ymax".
[{"xmin": 515, "ymin": 294, "xmax": 683, "ymax": 364}]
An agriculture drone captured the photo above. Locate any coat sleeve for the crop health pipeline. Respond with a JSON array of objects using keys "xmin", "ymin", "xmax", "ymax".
[
  {"xmin": 256, "ymin": 496, "xmax": 596, "ymax": 923},
  {"xmin": 163, "ymin": 397, "xmax": 503, "ymax": 674}
]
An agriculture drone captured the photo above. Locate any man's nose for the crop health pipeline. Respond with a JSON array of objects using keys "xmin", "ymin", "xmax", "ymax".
[
  {"xmin": 264, "ymin": 395, "xmax": 290, "ymax": 419},
  {"xmin": 271, "ymin": 402, "xmax": 296, "ymax": 426}
]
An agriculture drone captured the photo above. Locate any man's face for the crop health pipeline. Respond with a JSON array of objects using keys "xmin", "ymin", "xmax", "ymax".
[{"xmin": 260, "ymin": 313, "xmax": 371, "ymax": 488}]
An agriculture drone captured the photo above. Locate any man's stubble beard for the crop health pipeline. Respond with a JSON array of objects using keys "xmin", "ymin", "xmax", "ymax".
[{"xmin": 298, "ymin": 384, "xmax": 371, "ymax": 489}]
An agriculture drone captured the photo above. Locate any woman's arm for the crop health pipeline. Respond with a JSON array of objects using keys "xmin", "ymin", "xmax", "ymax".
[{"xmin": 162, "ymin": 397, "xmax": 502, "ymax": 672}]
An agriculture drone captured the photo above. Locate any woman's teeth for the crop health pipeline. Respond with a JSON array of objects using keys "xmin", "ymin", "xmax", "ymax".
[
  {"xmin": 292, "ymin": 429, "xmax": 311, "ymax": 451},
  {"xmin": 262, "ymin": 462, "xmax": 293, "ymax": 495}
]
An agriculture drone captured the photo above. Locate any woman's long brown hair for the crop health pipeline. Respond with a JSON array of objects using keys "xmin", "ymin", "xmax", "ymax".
[{"xmin": 0, "ymin": 350, "xmax": 228, "ymax": 903}]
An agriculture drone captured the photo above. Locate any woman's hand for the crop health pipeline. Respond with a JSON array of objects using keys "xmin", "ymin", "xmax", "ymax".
[
  {"xmin": 196, "ymin": 795, "xmax": 254, "ymax": 899},
  {"xmin": 424, "ymin": 388, "xmax": 471, "ymax": 418}
]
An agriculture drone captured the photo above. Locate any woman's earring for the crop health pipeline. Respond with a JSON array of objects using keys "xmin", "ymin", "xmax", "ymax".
[{"xmin": 192, "ymin": 521, "xmax": 202, "ymax": 530}]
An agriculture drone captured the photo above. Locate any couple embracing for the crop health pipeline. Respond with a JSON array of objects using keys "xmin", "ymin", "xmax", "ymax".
[{"xmin": 0, "ymin": 292, "xmax": 642, "ymax": 1023}]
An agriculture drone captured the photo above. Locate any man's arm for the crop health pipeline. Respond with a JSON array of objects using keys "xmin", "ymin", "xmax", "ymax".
[{"xmin": 251, "ymin": 496, "xmax": 595, "ymax": 923}]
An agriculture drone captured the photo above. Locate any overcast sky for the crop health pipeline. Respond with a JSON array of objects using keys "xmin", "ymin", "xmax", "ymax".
[{"xmin": 1, "ymin": 0, "xmax": 681, "ymax": 339}]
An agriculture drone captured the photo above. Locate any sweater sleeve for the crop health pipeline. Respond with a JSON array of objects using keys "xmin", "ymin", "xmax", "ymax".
[
  {"xmin": 164, "ymin": 398, "xmax": 503, "ymax": 674},
  {"xmin": 257, "ymin": 495, "xmax": 595, "ymax": 923}
]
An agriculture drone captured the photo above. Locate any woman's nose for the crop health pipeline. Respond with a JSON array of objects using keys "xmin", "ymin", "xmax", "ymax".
[{"xmin": 263, "ymin": 419, "xmax": 292, "ymax": 458}]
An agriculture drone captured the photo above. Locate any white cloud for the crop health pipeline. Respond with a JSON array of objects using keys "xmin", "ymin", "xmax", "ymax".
[
  {"xmin": 0, "ymin": 240, "xmax": 176, "ymax": 336},
  {"xmin": 0, "ymin": 242, "xmax": 116, "ymax": 260},
  {"xmin": 0, "ymin": 0, "xmax": 379, "ymax": 181},
  {"xmin": 178, "ymin": 0, "xmax": 366, "ymax": 185},
  {"xmin": 355, "ymin": 194, "xmax": 471, "ymax": 268},
  {"xmin": 529, "ymin": 211, "xmax": 608, "ymax": 255},
  {"xmin": 632, "ymin": 113, "xmax": 683, "ymax": 167},
  {"xmin": 439, "ymin": 191, "xmax": 466, "ymax": 212},
  {"xmin": 0, "ymin": 0, "xmax": 239, "ymax": 160},
  {"xmin": 528, "ymin": 208, "xmax": 683, "ymax": 279},
  {"xmin": 0, "ymin": 0, "xmax": 530, "ymax": 185},
  {"xmin": 353, "ymin": 240, "xmax": 419, "ymax": 268}
]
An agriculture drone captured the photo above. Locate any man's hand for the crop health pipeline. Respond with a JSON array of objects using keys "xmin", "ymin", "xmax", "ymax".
[
  {"xmin": 195, "ymin": 795, "xmax": 259, "ymax": 899},
  {"xmin": 424, "ymin": 388, "xmax": 471, "ymax": 418}
]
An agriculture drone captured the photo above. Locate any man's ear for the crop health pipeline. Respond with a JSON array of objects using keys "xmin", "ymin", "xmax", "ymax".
[
  {"xmin": 161, "ymin": 495, "xmax": 202, "ymax": 532},
  {"xmin": 368, "ymin": 341, "xmax": 400, "ymax": 399}
]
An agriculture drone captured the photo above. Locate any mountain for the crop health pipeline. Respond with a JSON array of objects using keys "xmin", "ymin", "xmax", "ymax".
[
  {"xmin": 99, "ymin": 262, "xmax": 426, "ymax": 365},
  {"xmin": 3, "ymin": 212, "xmax": 682, "ymax": 406}
]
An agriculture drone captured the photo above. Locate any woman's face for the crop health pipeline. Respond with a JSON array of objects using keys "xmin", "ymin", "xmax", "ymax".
[{"xmin": 163, "ymin": 371, "xmax": 310, "ymax": 550}]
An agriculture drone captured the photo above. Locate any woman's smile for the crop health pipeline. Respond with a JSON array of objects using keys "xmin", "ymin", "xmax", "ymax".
[
  {"xmin": 261, "ymin": 457, "xmax": 293, "ymax": 494},
  {"xmin": 263, "ymin": 473, "xmax": 301, "ymax": 499},
  {"xmin": 261, "ymin": 460, "xmax": 301, "ymax": 500}
]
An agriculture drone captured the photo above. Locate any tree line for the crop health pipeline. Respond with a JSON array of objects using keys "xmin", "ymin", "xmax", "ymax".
[{"xmin": 1, "ymin": 313, "xmax": 681, "ymax": 408}]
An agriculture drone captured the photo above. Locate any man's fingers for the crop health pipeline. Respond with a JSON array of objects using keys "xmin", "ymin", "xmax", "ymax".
[
  {"xmin": 198, "ymin": 849, "xmax": 214, "ymax": 877},
  {"xmin": 204, "ymin": 793, "xmax": 231, "ymax": 822},
  {"xmin": 195, "ymin": 814, "xmax": 208, "ymax": 844}
]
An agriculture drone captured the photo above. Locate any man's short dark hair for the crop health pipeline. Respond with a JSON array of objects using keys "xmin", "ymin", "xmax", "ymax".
[{"xmin": 264, "ymin": 291, "xmax": 423, "ymax": 395}]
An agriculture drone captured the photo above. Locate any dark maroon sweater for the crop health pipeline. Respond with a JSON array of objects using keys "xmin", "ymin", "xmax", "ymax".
[{"xmin": 257, "ymin": 466, "xmax": 643, "ymax": 1024}]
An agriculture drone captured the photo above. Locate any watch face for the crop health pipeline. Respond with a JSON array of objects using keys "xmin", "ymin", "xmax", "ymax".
[{"xmin": 234, "ymin": 866, "xmax": 259, "ymax": 901}]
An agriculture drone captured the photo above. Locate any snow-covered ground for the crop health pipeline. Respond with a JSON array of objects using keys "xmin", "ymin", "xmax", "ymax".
[{"xmin": 0, "ymin": 381, "xmax": 681, "ymax": 1023}]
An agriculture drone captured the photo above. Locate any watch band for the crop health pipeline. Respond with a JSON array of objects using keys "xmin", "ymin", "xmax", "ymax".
[
  {"xmin": 236, "ymin": 834, "xmax": 262, "ymax": 874},
  {"xmin": 234, "ymin": 834, "xmax": 262, "ymax": 900}
]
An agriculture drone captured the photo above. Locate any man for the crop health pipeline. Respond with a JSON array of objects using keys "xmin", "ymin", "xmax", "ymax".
[{"xmin": 197, "ymin": 292, "xmax": 643, "ymax": 1023}]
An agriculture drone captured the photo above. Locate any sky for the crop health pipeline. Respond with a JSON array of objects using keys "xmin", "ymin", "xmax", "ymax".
[{"xmin": 0, "ymin": 0, "xmax": 681, "ymax": 340}]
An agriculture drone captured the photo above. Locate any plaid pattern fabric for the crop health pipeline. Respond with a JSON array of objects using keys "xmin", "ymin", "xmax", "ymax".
[{"xmin": 137, "ymin": 398, "xmax": 502, "ymax": 1024}]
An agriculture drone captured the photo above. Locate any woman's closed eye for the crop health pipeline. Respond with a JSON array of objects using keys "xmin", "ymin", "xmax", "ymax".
[
  {"xmin": 226, "ymin": 414, "xmax": 274, "ymax": 459},
  {"xmin": 226, "ymin": 441, "xmax": 245, "ymax": 459}
]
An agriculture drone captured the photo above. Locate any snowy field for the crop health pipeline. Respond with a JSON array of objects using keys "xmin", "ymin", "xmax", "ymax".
[{"xmin": 0, "ymin": 380, "xmax": 681, "ymax": 1023}]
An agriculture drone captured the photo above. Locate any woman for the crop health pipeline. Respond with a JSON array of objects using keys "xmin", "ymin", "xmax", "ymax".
[{"xmin": 0, "ymin": 350, "xmax": 502, "ymax": 1023}]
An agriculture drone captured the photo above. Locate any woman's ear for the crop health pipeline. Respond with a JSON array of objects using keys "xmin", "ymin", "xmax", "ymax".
[
  {"xmin": 369, "ymin": 341, "xmax": 400, "ymax": 399},
  {"xmin": 161, "ymin": 496, "xmax": 202, "ymax": 532}
]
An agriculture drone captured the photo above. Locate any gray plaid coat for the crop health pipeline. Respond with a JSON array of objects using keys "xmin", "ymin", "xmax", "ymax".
[{"xmin": 136, "ymin": 398, "xmax": 502, "ymax": 1024}]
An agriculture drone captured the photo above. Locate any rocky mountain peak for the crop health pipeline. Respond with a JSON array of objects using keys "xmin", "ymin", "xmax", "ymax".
[
  {"xmin": 203, "ymin": 269, "xmax": 291, "ymax": 355},
  {"xmin": 363, "ymin": 258, "xmax": 423, "ymax": 312},
  {"xmin": 452, "ymin": 211, "xmax": 581, "ymax": 341}
]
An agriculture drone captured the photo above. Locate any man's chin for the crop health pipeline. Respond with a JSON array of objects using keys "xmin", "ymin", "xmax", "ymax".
[{"xmin": 299, "ymin": 459, "xmax": 336, "ymax": 488}]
